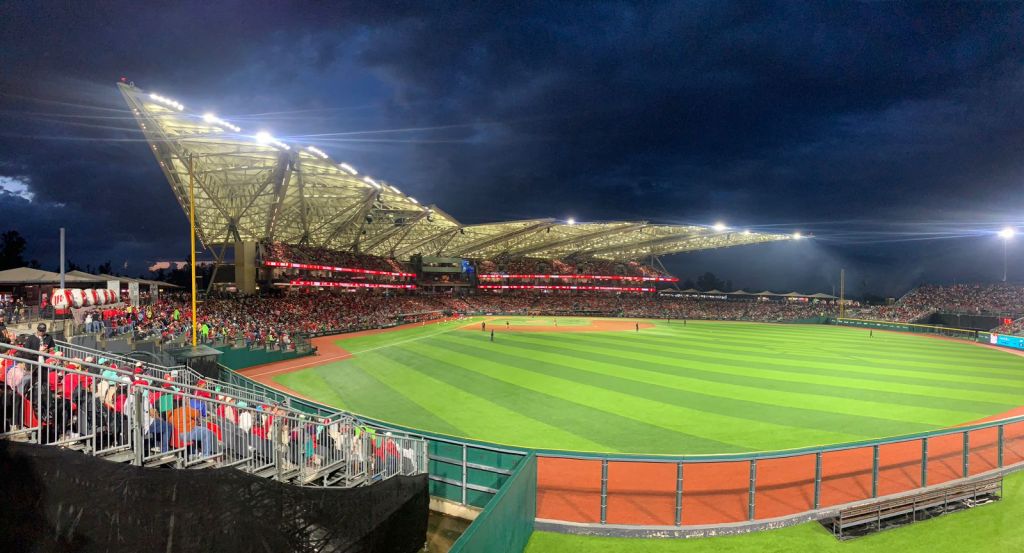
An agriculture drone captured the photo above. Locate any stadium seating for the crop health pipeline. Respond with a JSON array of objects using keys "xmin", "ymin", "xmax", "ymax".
[{"xmin": 0, "ymin": 339, "xmax": 427, "ymax": 488}]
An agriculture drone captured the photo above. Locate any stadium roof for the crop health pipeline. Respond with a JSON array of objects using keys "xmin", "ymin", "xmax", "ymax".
[{"xmin": 120, "ymin": 83, "xmax": 793, "ymax": 262}]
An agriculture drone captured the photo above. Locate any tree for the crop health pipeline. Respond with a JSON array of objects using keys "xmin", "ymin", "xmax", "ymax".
[
  {"xmin": 0, "ymin": 230, "xmax": 27, "ymax": 270},
  {"xmin": 695, "ymin": 271, "xmax": 725, "ymax": 291},
  {"xmin": 97, "ymin": 260, "xmax": 113, "ymax": 275},
  {"xmin": 681, "ymin": 278, "xmax": 695, "ymax": 290},
  {"xmin": 27, "ymin": 259, "xmax": 40, "ymax": 269},
  {"xmin": 66, "ymin": 259, "xmax": 82, "ymax": 272}
]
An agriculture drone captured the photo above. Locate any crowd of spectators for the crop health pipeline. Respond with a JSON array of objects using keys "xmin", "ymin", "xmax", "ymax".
[
  {"xmin": 0, "ymin": 296, "xmax": 29, "ymax": 324},
  {"xmin": 74, "ymin": 290, "xmax": 839, "ymax": 350},
  {"xmin": 476, "ymin": 257, "xmax": 668, "ymax": 278},
  {"xmin": 0, "ymin": 334, "xmax": 416, "ymax": 475},
  {"xmin": 852, "ymin": 283, "xmax": 1024, "ymax": 323},
  {"xmin": 262, "ymin": 241, "xmax": 410, "ymax": 274}
]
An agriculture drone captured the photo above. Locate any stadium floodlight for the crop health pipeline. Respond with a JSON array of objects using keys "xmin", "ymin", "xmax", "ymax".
[
  {"xmin": 743, "ymin": 229, "xmax": 751, "ymax": 235},
  {"xmin": 306, "ymin": 146, "xmax": 329, "ymax": 159},
  {"xmin": 1001, "ymin": 227, "xmax": 1015, "ymax": 282},
  {"xmin": 254, "ymin": 131, "xmax": 289, "ymax": 150},
  {"xmin": 339, "ymin": 162, "xmax": 358, "ymax": 175},
  {"xmin": 713, "ymin": 222, "xmax": 727, "ymax": 231},
  {"xmin": 409, "ymin": 197, "xmax": 419, "ymax": 204},
  {"xmin": 567, "ymin": 218, "xmax": 576, "ymax": 225},
  {"xmin": 793, "ymin": 231, "xmax": 802, "ymax": 240},
  {"xmin": 362, "ymin": 176, "xmax": 381, "ymax": 188},
  {"xmin": 149, "ymin": 93, "xmax": 184, "ymax": 111},
  {"xmin": 201, "ymin": 113, "xmax": 240, "ymax": 132}
]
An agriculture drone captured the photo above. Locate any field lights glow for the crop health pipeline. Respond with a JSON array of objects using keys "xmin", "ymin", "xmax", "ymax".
[
  {"xmin": 265, "ymin": 260, "xmax": 416, "ymax": 278},
  {"xmin": 713, "ymin": 222, "xmax": 727, "ymax": 231},
  {"xmin": 478, "ymin": 273, "xmax": 678, "ymax": 282},
  {"xmin": 999, "ymin": 227, "xmax": 1015, "ymax": 239},
  {"xmin": 478, "ymin": 284, "xmax": 655, "ymax": 292},
  {"xmin": 202, "ymin": 113, "xmax": 241, "ymax": 132},
  {"xmin": 148, "ymin": 93, "xmax": 183, "ymax": 111},
  {"xmin": 339, "ymin": 163, "xmax": 358, "ymax": 175},
  {"xmin": 306, "ymin": 146, "xmax": 329, "ymax": 159},
  {"xmin": 290, "ymin": 280, "xmax": 416, "ymax": 289},
  {"xmin": 254, "ymin": 131, "xmax": 289, "ymax": 150}
]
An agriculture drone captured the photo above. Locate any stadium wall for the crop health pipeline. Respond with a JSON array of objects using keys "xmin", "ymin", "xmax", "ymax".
[
  {"xmin": 449, "ymin": 453, "xmax": 537, "ymax": 553},
  {"xmin": 0, "ymin": 440, "xmax": 429, "ymax": 553},
  {"xmin": 214, "ymin": 344, "xmax": 311, "ymax": 370}
]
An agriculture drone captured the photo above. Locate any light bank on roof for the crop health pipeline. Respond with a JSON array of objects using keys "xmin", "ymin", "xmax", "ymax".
[{"xmin": 119, "ymin": 82, "xmax": 793, "ymax": 262}]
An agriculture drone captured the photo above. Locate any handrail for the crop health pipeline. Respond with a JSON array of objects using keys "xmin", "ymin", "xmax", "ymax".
[{"xmin": 0, "ymin": 341, "xmax": 429, "ymax": 482}]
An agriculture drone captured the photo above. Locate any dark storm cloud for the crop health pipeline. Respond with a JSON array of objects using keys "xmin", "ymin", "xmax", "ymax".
[{"xmin": 1, "ymin": 1, "xmax": 1023, "ymax": 293}]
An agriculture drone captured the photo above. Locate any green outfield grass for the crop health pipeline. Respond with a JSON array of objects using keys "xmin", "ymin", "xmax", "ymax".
[
  {"xmin": 274, "ymin": 318, "xmax": 1024, "ymax": 454},
  {"xmin": 524, "ymin": 469, "xmax": 1024, "ymax": 552}
]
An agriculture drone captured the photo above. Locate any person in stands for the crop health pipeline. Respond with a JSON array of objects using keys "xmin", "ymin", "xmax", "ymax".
[{"xmin": 36, "ymin": 323, "xmax": 55, "ymax": 351}]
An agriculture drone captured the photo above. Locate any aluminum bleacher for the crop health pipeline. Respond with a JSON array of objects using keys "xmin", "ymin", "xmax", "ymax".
[{"xmin": 0, "ymin": 340, "xmax": 427, "ymax": 488}]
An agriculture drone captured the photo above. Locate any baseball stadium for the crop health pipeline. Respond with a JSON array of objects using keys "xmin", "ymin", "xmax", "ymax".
[{"xmin": 2, "ymin": 82, "xmax": 1024, "ymax": 553}]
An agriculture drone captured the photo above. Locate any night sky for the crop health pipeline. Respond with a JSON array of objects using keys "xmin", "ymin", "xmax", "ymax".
[{"xmin": 2, "ymin": 2, "xmax": 1023, "ymax": 297}]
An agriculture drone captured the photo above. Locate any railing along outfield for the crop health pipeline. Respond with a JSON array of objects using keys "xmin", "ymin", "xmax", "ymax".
[
  {"xmin": 221, "ymin": 366, "xmax": 527, "ymax": 509},
  {"xmin": 0, "ymin": 342, "xmax": 427, "ymax": 488}
]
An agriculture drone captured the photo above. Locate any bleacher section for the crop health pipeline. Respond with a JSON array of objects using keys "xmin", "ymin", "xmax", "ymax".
[{"xmin": 0, "ymin": 340, "xmax": 427, "ymax": 488}]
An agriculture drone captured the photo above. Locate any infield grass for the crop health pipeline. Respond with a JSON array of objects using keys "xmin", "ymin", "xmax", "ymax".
[{"xmin": 275, "ymin": 318, "xmax": 1024, "ymax": 454}]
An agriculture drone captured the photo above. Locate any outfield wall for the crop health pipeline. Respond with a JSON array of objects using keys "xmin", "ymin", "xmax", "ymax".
[{"xmin": 533, "ymin": 417, "xmax": 1024, "ymax": 531}]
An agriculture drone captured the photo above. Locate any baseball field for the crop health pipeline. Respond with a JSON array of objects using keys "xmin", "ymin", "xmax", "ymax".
[{"xmin": 262, "ymin": 317, "xmax": 1024, "ymax": 454}]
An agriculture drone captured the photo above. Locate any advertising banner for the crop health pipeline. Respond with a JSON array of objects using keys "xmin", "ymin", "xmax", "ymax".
[{"xmin": 992, "ymin": 333, "xmax": 1024, "ymax": 351}]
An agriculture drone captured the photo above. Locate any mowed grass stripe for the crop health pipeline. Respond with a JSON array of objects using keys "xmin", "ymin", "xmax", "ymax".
[
  {"xmin": 275, "ymin": 358, "xmax": 463, "ymax": 436},
  {"xmin": 351, "ymin": 351, "xmax": 611, "ymax": 450},
  {"xmin": 440, "ymin": 333, "xmax": 945, "ymax": 436},
  {"xmin": 523, "ymin": 332, "xmax": 1024, "ymax": 407},
  {"xmin": 546, "ymin": 331, "xmax": 1024, "ymax": 397},
  {"xmin": 383, "ymin": 342, "xmax": 742, "ymax": 453},
  {"xmin": 500, "ymin": 333, "xmax": 1012, "ymax": 418},
  {"xmin": 666, "ymin": 323, "xmax": 1024, "ymax": 369},
  {"xmin": 415, "ymin": 337, "xmax": 866, "ymax": 451},
  {"xmin": 595, "ymin": 328, "xmax": 1024, "ymax": 385},
  {"xmin": 272, "ymin": 369, "xmax": 349, "ymax": 409}
]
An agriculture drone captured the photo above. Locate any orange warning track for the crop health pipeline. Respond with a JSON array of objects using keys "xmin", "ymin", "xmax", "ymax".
[
  {"xmin": 238, "ymin": 317, "xmax": 459, "ymax": 384},
  {"xmin": 536, "ymin": 417, "xmax": 1024, "ymax": 524}
]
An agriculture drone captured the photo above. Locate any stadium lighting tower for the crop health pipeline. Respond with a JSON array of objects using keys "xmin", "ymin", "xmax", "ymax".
[
  {"xmin": 567, "ymin": 217, "xmax": 576, "ymax": 225},
  {"xmin": 793, "ymin": 231, "xmax": 802, "ymax": 240},
  {"xmin": 1000, "ymin": 227, "xmax": 1015, "ymax": 282}
]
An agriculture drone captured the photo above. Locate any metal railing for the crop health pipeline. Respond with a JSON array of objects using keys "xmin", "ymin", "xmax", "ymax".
[
  {"xmin": 533, "ymin": 413, "xmax": 1024, "ymax": 526},
  {"xmin": 0, "ymin": 342, "xmax": 427, "ymax": 488},
  {"xmin": 218, "ymin": 363, "xmax": 527, "ymax": 508}
]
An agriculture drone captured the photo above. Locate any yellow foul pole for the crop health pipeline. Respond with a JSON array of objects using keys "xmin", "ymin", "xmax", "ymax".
[
  {"xmin": 839, "ymin": 268, "xmax": 846, "ymax": 320},
  {"xmin": 189, "ymin": 155, "xmax": 198, "ymax": 348}
]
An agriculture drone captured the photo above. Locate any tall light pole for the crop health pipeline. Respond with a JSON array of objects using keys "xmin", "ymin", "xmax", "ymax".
[
  {"xmin": 999, "ymin": 227, "xmax": 1015, "ymax": 282},
  {"xmin": 189, "ymin": 154, "xmax": 198, "ymax": 347}
]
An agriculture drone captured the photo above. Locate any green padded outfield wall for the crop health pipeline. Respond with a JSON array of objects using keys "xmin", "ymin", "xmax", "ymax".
[
  {"xmin": 215, "ymin": 346, "xmax": 310, "ymax": 370},
  {"xmin": 449, "ymin": 453, "xmax": 537, "ymax": 553}
]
